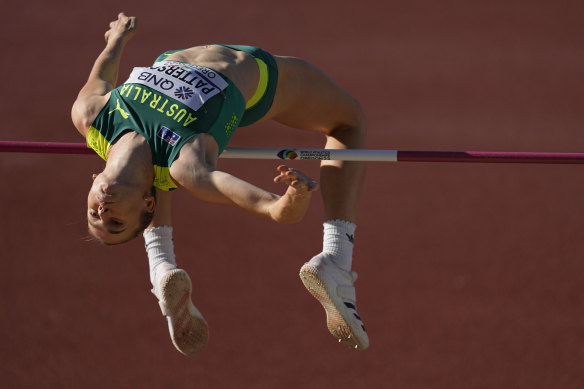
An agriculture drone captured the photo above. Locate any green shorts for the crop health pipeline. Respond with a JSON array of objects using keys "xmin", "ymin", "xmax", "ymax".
[{"xmin": 155, "ymin": 45, "xmax": 278, "ymax": 127}]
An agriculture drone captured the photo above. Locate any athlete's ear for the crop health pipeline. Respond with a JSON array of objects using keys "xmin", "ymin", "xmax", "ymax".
[
  {"xmin": 92, "ymin": 173, "xmax": 98, "ymax": 181},
  {"xmin": 143, "ymin": 195, "xmax": 155, "ymax": 213}
]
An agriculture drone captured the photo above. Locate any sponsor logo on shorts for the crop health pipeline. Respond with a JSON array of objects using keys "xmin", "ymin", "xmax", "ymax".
[{"xmin": 224, "ymin": 113, "xmax": 238, "ymax": 138}]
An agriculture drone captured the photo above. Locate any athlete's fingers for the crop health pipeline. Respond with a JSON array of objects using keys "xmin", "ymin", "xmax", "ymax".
[
  {"xmin": 274, "ymin": 165, "xmax": 291, "ymax": 183},
  {"xmin": 105, "ymin": 13, "xmax": 138, "ymax": 43},
  {"xmin": 276, "ymin": 165, "xmax": 289, "ymax": 174},
  {"xmin": 276, "ymin": 165, "xmax": 302, "ymax": 180},
  {"xmin": 274, "ymin": 165, "xmax": 318, "ymax": 191},
  {"xmin": 120, "ymin": 13, "xmax": 137, "ymax": 31},
  {"xmin": 274, "ymin": 171, "xmax": 299, "ymax": 185},
  {"xmin": 291, "ymin": 177, "xmax": 319, "ymax": 191}
]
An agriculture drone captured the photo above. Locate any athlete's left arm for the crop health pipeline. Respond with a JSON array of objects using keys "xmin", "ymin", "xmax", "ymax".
[
  {"xmin": 174, "ymin": 162, "xmax": 318, "ymax": 223},
  {"xmin": 171, "ymin": 134, "xmax": 318, "ymax": 223},
  {"xmin": 71, "ymin": 12, "xmax": 137, "ymax": 137}
]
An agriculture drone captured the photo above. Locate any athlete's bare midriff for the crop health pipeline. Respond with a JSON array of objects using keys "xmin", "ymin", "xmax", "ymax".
[{"xmin": 165, "ymin": 45, "xmax": 260, "ymax": 102}]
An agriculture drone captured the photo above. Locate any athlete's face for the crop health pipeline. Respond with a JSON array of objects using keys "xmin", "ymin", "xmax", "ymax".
[{"xmin": 87, "ymin": 173, "xmax": 154, "ymax": 244}]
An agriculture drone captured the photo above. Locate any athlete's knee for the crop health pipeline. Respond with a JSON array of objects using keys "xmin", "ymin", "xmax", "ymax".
[
  {"xmin": 350, "ymin": 99, "xmax": 367, "ymax": 135},
  {"xmin": 326, "ymin": 99, "xmax": 367, "ymax": 147}
]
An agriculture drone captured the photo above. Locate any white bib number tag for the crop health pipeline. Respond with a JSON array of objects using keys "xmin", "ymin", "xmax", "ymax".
[{"xmin": 125, "ymin": 61, "xmax": 228, "ymax": 112}]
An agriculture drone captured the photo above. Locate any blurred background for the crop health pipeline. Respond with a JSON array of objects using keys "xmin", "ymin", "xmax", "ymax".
[{"xmin": 1, "ymin": 0, "xmax": 583, "ymax": 387}]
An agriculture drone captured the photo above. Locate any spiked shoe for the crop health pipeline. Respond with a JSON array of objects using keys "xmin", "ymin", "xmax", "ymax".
[
  {"xmin": 299, "ymin": 254, "xmax": 369, "ymax": 350},
  {"xmin": 153, "ymin": 269, "xmax": 208, "ymax": 355}
]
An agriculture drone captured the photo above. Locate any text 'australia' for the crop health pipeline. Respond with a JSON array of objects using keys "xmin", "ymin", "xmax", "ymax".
[{"xmin": 119, "ymin": 84, "xmax": 198, "ymax": 127}]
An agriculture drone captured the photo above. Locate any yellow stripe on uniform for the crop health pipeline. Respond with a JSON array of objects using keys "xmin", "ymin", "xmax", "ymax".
[
  {"xmin": 245, "ymin": 58, "xmax": 269, "ymax": 109},
  {"xmin": 86, "ymin": 126, "xmax": 111, "ymax": 160}
]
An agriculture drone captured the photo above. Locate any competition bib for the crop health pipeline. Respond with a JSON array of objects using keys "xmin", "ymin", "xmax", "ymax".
[{"xmin": 124, "ymin": 61, "xmax": 229, "ymax": 112}]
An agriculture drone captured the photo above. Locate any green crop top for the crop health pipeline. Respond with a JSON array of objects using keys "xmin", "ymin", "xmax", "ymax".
[{"xmin": 87, "ymin": 60, "xmax": 245, "ymax": 191}]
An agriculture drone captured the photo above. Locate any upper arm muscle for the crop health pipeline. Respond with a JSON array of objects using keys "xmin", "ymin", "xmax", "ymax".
[{"xmin": 71, "ymin": 92, "xmax": 110, "ymax": 138}]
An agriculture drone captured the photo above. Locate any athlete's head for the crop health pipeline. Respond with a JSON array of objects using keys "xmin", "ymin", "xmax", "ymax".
[{"xmin": 87, "ymin": 173, "xmax": 156, "ymax": 245}]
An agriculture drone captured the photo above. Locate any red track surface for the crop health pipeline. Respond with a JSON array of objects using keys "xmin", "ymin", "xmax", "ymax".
[{"xmin": 1, "ymin": 1, "xmax": 583, "ymax": 388}]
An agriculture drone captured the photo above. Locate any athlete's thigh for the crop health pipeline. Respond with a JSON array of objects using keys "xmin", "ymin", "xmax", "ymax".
[{"xmin": 262, "ymin": 56, "xmax": 363, "ymax": 135}]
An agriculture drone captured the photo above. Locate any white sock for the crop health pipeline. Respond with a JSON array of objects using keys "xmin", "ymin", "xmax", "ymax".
[
  {"xmin": 143, "ymin": 226, "xmax": 177, "ymax": 287},
  {"xmin": 322, "ymin": 219, "xmax": 356, "ymax": 271}
]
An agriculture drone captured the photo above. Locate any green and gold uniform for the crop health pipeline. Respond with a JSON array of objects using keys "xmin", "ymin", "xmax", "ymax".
[{"xmin": 87, "ymin": 45, "xmax": 278, "ymax": 191}]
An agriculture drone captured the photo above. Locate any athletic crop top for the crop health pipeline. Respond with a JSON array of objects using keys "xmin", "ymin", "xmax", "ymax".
[{"xmin": 87, "ymin": 60, "xmax": 246, "ymax": 191}]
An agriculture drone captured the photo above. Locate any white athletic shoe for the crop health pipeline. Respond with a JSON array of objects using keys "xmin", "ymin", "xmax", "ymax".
[
  {"xmin": 152, "ymin": 269, "xmax": 208, "ymax": 355},
  {"xmin": 299, "ymin": 254, "xmax": 369, "ymax": 350}
]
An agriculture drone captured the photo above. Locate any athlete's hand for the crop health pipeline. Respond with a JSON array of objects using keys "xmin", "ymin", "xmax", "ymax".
[
  {"xmin": 268, "ymin": 165, "xmax": 317, "ymax": 223},
  {"xmin": 104, "ymin": 12, "xmax": 137, "ymax": 46},
  {"xmin": 274, "ymin": 165, "xmax": 319, "ymax": 193}
]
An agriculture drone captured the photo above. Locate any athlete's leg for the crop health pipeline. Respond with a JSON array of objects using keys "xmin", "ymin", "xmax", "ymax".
[
  {"xmin": 262, "ymin": 56, "xmax": 369, "ymax": 349},
  {"xmin": 262, "ymin": 56, "xmax": 366, "ymax": 222},
  {"xmin": 143, "ymin": 190, "xmax": 209, "ymax": 355}
]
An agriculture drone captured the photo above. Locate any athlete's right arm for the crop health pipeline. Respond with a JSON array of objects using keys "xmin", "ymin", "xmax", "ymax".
[{"xmin": 71, "ymin": 12, "xmax": 137, "ymax": 138}]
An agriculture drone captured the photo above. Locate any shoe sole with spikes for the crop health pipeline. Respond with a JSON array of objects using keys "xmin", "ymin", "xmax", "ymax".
[
  {"xmin": 299, "ymin": 260, "xmax": 369, "ymax": 350},
  {"xmin": 158, "ymin": 269, "xmax": 208, "ymax": 355}
]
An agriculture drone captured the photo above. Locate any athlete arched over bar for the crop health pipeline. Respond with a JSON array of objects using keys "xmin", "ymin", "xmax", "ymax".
[{"xmin": 71, "ymin": 13, "xmax": 368, "ymax": 354}]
